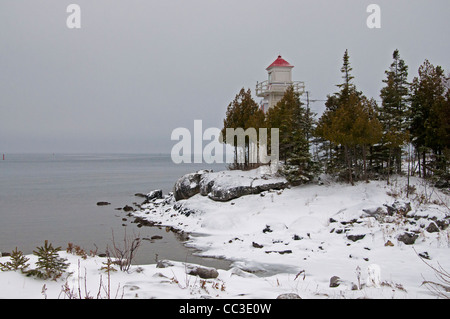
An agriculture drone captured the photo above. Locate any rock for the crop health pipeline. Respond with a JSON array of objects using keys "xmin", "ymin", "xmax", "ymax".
[
  {"xmin": 330, "ymin": 276, "xmax": 341, "ymax": 288},
  {"xmin": 436, "ymin": 219, "xmax": 449, "ymax": 231},
  {"xmin": 173, "ymin": 172, "xmax": 203, "ymax": 201},
  {"xmin": 209, "ymin": 185, "xmax": 255, "ymax": 202},
  {"xmin": 384, "ymin": 200, "xmax": 411, "ymax": 216},
  {"xmin": 418, "ymin": 251, "xmax": 430, "ymax": 260},
  {"xmin": 252, "ymin": 242, "xmax": 264, "ymax": 249},
  {"xmin": 174, "ymin": 169, "xmax": 289, "ymax": 202},
  {"xmin": 156, "ymin": 260, "xmax": 174, "ymax": 268},
  {"xmin": 362, "ymin": 207, "xmax": 386, "ymax": 222},
  {"xmin": 199, "ymin": 175, "xmax": 215, "ymax": 196},
  {"xmin": 133, "ymin": 217, "xmax": 156, "ymax": 227},
  {"xmin": 208, "ymin": 181, "xmax": 288, "ymax": 202},
  {"xmin": 187, "ymin": 266, "xmax": 219, "ymax": 279},
  {"xmin": 426, "ymin": 222, "xmax": 440, "ymax": 233},
  {"xmin": 123, "ymin": 205, "xmax": 134, "ymax": 212},
  {"xmin": 173, "ymin": 202, "xmax": 198, "ymax": 217},
  {"xmin": 174, "ymin": 232, "xmax": 189, "ymax": 242},
  {"xmin": 151, "ymin": 235, "xmax": 163, "ymax": 240},
  {"xmin": 347, "ymin": 234, "xmax": 366, "ymax": 242},
  {"xmin": 276, "ymin": 293, "xmax": 302, "ymax": 299},
  {"xmin": 397, "ymin": 232, "xmax": 419, "ymax": 245},
  {"xmin": 147, "ymin": 189, "xmax": 163, "ymax": 201},
  {"xmin": 265, "ymin": 250, "xmax": 293, "ymax": 255},
  {"xmin": 97, "ymin": 201, "xmax": 110, "ymax": 206},
  {"xmin": 262, "ymin": 225, "xmax": 273, "ymax": 233}
]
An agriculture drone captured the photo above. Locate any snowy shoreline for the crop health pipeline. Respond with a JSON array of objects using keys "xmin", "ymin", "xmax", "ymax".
[{"xmin": 1, "ymin": 167, "xmax": 449, "ymax": 299}]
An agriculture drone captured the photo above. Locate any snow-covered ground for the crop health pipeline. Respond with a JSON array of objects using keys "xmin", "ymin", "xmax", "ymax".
[{"xmin": 1, "ymin": 168, "xmax": 449, "ymax": 299}]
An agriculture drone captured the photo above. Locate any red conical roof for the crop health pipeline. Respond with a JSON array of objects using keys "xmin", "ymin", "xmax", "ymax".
[{"xmin": 266, "ymin": 55, "xmax": 293, "ymax": 70}]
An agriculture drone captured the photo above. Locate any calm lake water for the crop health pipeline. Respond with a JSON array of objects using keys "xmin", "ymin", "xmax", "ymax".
[{"xmin": 0, "ymin": 153, "xmax": 230, "ymax": 268}]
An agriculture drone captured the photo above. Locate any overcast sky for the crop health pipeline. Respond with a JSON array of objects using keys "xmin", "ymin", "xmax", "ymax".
[{"xmin": 1, "ymin": 0, "xmax": 449, "ymax": 153}]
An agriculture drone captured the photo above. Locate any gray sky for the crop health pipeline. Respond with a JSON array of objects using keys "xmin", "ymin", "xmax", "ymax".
[{"xmin": 1, "ymin": 0, "xmax": 449, "ymax": 153}]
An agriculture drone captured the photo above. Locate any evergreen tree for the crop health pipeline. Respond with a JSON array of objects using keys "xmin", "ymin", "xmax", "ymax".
[
  {"xmin": 354, "ymin": 97, "xmax": 383, "ymax": 182},
  {"xmin": 29, "ymin": 240, "xmax": 69, "ymax": 280},
  {"xmin": 336, "ymin": 49, "xmax": 359, "ymax": 103},
  {"xmin": 410, "ymin": 60, "xmax": 448, "ymax": 178},
  {"xmin": 221, "ymin": 88, "xmax": 265, "ymax": 169},
  {"xmin": 0, "ymin": 248, "xmax": 30, "ymax": 272},
  {"xmin": 266, "ymin": 86, "xmax": 317, "ymax": 184},
  {"xmin": 316, "ymin": 50, "xmax": 382, "ymax": 184},
  {"xmin": 379, "ymin": 49, "xmax": 410, "ymax": 181}
]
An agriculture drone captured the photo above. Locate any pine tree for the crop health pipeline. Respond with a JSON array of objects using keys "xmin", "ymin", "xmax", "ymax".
[
  {"xmin": 0, "ymin": 248, "xmax": 30, "ymax": 272},
  {"xmin": 29, "ymin": 240, "xmax": 69, "ymax": 280},
  {"xmin": 379, "ymin": 49, "xmax": 410, "ymax": 181}
]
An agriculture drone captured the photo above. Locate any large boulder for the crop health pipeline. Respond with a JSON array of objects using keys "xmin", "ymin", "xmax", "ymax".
[
  {"xmin": 173, "ymin": 172, "xmax": 203, "ymax": 201},
  {"xmin": 209, "ymin": 184, "xmax": 256, "ymax": 202},
  {"xmin": 173, "ymin": 169, "xmax": 289, "ymax": 202},
  {"xmin": 204, "ymin": 170, "xmax": 288, "ymax": 202},
  {"xmin": 207, "ymin": 180, "xmax": 288, "ymax": 202}
]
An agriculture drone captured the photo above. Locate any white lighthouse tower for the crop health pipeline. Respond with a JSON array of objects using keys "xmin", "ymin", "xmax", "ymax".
[{"xmin": 256, "ymin": 55, "xmax": 305, "ymax": 112}]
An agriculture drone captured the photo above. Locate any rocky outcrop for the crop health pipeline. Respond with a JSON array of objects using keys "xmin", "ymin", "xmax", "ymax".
[
  {"xmin": 173, "ymin": 172, "xmax": 203, "ymax": 201},
  {"xmin": 173, "ymin": 169, "xmax": 289, "ymax": 202},
  {"xmin": 208, "ymin": 180, "xmax": 288, "ymax": 202}
]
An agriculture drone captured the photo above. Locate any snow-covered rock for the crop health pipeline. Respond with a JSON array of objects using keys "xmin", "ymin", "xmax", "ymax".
[
  {"xmin": 173, "ymin": 168, "xmax": 289, "ymax": 202},
  {"xmin": 173, "ymin": 171, "xmax": 203, "ymax": 201}
]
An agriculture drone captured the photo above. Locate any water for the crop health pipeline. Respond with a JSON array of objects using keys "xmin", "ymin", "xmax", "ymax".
[{"xmin": 0, "ymin": 153, "xmax": 231, "ymax": 269}]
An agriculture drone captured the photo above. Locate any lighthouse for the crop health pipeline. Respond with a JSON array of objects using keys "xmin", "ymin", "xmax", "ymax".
[{"xmin": 256, "ymin": 55, "xmax": 305, "ymax": 112}]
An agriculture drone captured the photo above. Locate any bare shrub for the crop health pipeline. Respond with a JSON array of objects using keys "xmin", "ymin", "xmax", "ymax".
[
  {"xmin": 105, "ymin": 229, "xmax": 142, "ymax": 272},
  {"xmin": 417, "ymin": 249, "xmax": 450, "ymax": 299}
]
